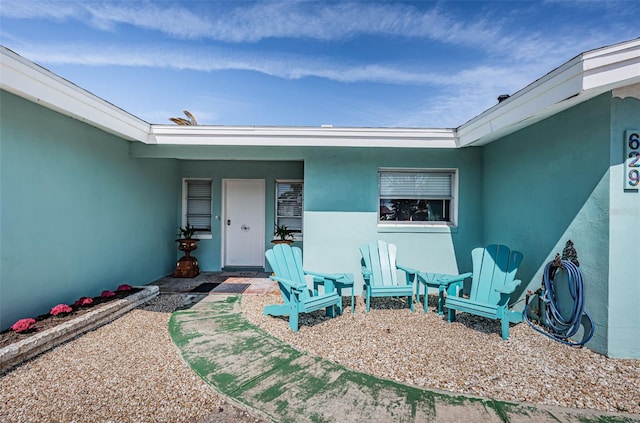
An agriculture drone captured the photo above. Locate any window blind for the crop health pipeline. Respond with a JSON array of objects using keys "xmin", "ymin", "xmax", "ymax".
[
  {"xmin": 380, "ymin": 171, "xmax": 452, "ymax": 198},
  {"xmin": 276, "ymin": 182, "xmax": 303, "ymax": 232},
  {"xmin": 186, "ymin": 180, "xmax": 212, "ymax": 231}
]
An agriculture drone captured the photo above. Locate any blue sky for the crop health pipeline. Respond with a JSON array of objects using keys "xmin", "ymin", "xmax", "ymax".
[{"xmin": 1, "ymin": 1, "xmax": 638, "ymax": 127}]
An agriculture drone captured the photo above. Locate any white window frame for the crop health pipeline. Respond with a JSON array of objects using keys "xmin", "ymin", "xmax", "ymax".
[
  {"xmin": 275, "ymin": 180, "xmax": 303, "ymax": 241},
  {"xmin": 182, "ymin": 178, "xmax": 213, "ymax": 239},
  {"xmin": 378, "ymin": 168, "xmax": 458, "ymax": 231}
]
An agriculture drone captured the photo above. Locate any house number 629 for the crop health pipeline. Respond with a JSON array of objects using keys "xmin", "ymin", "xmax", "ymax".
[{"xmin": 625, "ymin": 130, "xmax": 640, "ymax": 190}]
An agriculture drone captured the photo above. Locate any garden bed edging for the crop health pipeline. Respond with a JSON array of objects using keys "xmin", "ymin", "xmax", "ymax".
[{"xmin": 0, "ymin": 285, "xmax": 159, "ymax": 373}]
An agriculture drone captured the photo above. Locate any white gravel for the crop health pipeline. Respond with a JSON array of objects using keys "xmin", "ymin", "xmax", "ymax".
[
  {"xmin": 1, "ymin": 292, "xmax": 638, "ymax": 422},
  {"xmin": 242, "ymin": 294, "xmax": 640, "ymax": 415},
  {"xmin": 0, "ymin": 294, "xmax": 266, "ymax": 423}
]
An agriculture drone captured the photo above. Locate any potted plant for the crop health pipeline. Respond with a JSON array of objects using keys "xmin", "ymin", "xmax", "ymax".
[
  {"xmin": 174, "ymin": 224, "xmax": 200, "ymax": 278},
  {"xmin": 178, "ymin": 224, "xmax": 197, "ymax": 240},
  {"xmin": 272, "ymin": 223, "xmax": 295, "ymax": 245}
]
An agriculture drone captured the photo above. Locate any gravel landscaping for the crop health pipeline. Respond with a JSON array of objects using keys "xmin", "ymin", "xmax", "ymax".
[
  {"xmin": 242, "ymin": 294, "xmax": 640, "ymax": 415},
  {"xmin": 1, "ymin": 290, "xmax": 638, "ymax": 422},
  {"xmin": 0, "ymin": 294, "xmax": 266, "ymax": 423}
]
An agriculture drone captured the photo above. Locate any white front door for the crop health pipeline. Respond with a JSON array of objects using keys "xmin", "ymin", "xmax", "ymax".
[{"xmin": 223, "ymin": 179, "xmax": 265, "ymax": 268}]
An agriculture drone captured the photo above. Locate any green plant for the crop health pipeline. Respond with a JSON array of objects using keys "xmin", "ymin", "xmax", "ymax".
[
  {"xmin": 274, "ymin": 223, "xmax": 295, "ymax": 241},
  {"xmin": 178, "ymin": 224, "xmax": 197, "ymax": 239}
]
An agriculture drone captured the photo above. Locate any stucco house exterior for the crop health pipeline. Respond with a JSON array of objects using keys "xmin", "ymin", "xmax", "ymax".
[{"xmin": 1, "ymin": 38, "xmax": 638, "ymax": 358}]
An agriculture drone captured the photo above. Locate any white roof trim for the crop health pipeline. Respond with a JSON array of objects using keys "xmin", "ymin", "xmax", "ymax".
[
  {"xmin": 457, "ymin": 38, "xmax": 640, "ymax": 147},
  {"xmin": 0, "ymin": 46, "xmax": 150, "ymax": 142},
  {"xmin": 148, "ymin": 125, "xmax": 457, "ymax": 148}
]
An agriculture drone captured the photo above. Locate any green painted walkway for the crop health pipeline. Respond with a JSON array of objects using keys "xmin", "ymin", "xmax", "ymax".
[{"xmin": 169, "ymin": 294, "xmax": 639, "ymax": 423}]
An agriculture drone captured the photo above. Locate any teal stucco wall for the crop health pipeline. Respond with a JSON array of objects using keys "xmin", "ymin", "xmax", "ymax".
[
  {"xmin": 0, "ymin": 90, "xmax": 180, "ymax": 330},
  {"xmin": 608, "ymin": 94, "xmax": 640, "ymax": 358},
  {"xmin": 481, "ymin": 93, "xmax": 617, "ymax": 356},
  {"xmin": 126, "ymin": 92, "xmax": 639, "ymax": 359},
  {"xmin": 135, "ymin": 145, "xmax": 483, "ymax": 281},
  {"xmin": 302, "ymin": 146, "xmax": 484, "ymax": 293}
]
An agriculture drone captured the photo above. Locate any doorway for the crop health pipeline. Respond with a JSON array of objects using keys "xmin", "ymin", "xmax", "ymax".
[{"xmin": 222, "ymin": 179, "xmax": 266, "ymax": 268}]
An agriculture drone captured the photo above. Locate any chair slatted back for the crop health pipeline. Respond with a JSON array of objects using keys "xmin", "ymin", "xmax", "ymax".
[
  {"xmin": 266, "ymin": 244, "xmax": 310, "ymax": 300},
  {"xmin": 470, "ymin": 244, "xmax": 523, "ymax": 304},
  {"xmin": 360, "ymin": 240, "xmax": 398, "ymax": 286}
]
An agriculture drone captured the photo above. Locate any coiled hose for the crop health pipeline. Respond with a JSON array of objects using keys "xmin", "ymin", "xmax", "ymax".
[{"xmin": 524, "ymin": 259, "xmax": 594, "ymax": 346}]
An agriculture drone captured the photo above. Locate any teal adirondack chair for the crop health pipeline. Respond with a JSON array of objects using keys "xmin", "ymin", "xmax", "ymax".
[
  {"xmin": 360, "ymin": 241, "xmax": 417, "ymax": 312},
  {"xmin": 264, "ymin": 244, "xmax": 343, "ymax": 332},
  {"xmin": 445, "ymin": 244, "xmax": 524, "ymax": 340}
]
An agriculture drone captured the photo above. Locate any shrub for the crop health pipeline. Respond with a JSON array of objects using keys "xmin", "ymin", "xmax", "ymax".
[
  {"xmin": 11, "ymin": 318, "xmax": 36, "ymax": 333},
  {"xmin": 74, "ymin": 297, "xmax": 93, "ymax": 307},
  {"xmin": 50, "ymin": 304, "xmax": 72, "ymax": 316},
  {"xmin": 117, "ymin": 284, "xmax": 133, "ymax": 291},
  {"xmin": 101, "ymin": 290, "xmax": 115, "ymax": 298}
]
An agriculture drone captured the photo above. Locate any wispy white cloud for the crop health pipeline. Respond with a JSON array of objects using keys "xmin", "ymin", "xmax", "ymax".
[
  {"xmin": 3, "ymin": 1, "xmax": 635, "ymax": 75},
  {"xmin": 0, "ymin": 1, "xmax": 498, "ymax": 44},
  {"xmin": 0, "ymin": 0, "xmax": 82, "ymax": 20},
  {"xmin": 0, "ymin": 0, "xmax": 561, "ymax": 61},
  {"xmin": 2, "ymin": 1, "xmax": 635, "ymax": 75},
  {"xmin": 391, "ymin": 66, "xmax": 534, "ymax": 128},
  {"xmin": 2, "ymin": 1, "xmax": 637, "ymax": 127},
  {"xmin": 12, "ymin": 39, "xmax": 540, "ymax": 90}
]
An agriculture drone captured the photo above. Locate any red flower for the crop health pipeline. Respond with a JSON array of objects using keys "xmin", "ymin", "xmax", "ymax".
[
  {"xmin": 116, "ymin": 284, "xmax": 133, "ymax": 291},
  {"xmin": 74, "ymin": 297, "xmax": 93, "ymax": 306},
  {"xmin": 101, "ymin": 290, "xmax": 115, "ymax": 298},
  {"xmin": 11, "ymin": 318, "xmax": 36, "ymax": 333},
  {"xmin": 50, "ymin": 304, "xmax": 72, "ymax": 316}
]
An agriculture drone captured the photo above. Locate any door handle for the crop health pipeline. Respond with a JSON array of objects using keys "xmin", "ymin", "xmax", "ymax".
[{"xmin": 227, "ymin": 219, "xmax": 231, "ymax": 226}]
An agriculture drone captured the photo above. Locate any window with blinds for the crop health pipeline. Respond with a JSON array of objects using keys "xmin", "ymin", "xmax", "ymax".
[
  {"xmin": 275, "ymin": 181, "xmax": 303, "ymax": 234},
  {"xmin": 185, "ymin": 179, "xmax": 212, "ymax": 234},
  {"xmin": 379, "ymin": 170, "xmax": 455, "ymax": 224}
]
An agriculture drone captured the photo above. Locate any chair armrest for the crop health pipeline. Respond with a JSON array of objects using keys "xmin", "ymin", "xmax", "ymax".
[
  {"xmin": 269, "ymin": 275, "xmax": 307, "ymax": 294},
  {"xmin": 419, "ymin": 272, "xmax": 472, "ymax": 285},
  {"xmin": 305, "ymin": 271, "xmax": 351, "ymax": 284},
  {"xmin": 495, "ymin": 279, "xmax": 521, "ymax": 295},
  {"xmin": 396, "ymin": 265, "xmax": 419, "ymax": 286},
  {"xmin": 396, "ymin": 264, "xmax": 420, "ymax": 275},
  {"xmin": 303, "ymin": 271, "xmax": 341, "ymax": 293},
  {"xmin": 448, "ymin": 272, "xmax": 473, "ymax": 282},
  {"xmin": 361, "ymin": 267, "xmax": 372, "ymax": 280}
]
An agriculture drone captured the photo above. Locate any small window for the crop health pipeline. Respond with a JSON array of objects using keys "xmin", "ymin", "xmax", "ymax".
[
  {"xmin": 379, "ymin": 169, "xmax": 456, "ymax": 225},
  {"xmin": 276, "ymin": 181, "xmax": 303, "ymax": 236},
  {"xmin": 183, "ymin": 179, "xmax": 212, "ymax": 236}
]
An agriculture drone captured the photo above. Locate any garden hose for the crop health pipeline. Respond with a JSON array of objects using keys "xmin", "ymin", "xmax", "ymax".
[{"xmin": 524, "ymin": 259, "xmax": 594, "ymax": 346}]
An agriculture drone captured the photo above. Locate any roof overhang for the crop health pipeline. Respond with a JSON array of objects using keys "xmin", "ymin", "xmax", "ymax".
[
  {"xmin": 0, "ymin": 46, "xmax": 150, "ymax": 142},
  {"xmin": 457, "ymin": 38, "xmax": 640, "ymax": 147},
  {"xmin": 148, "ymin": 125, "xmax": 457, "ymax": 148}
]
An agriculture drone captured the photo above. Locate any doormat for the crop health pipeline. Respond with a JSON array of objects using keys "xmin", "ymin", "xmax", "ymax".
[
  {"xmin": 190, "ymin": 283, "xmax": 221, "ymax": 293},
  {"xmin": 211, "ymin": 283, "xmax": 251, "ymax": 294}
]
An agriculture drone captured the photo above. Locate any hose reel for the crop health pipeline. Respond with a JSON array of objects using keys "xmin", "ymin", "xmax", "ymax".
[{"xmin": 524, "ymin": 241, "xmax": 595, "ymax": 346}]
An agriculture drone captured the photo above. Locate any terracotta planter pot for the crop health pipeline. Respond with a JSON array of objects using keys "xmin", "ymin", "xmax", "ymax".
[{"xmin": 174, "ymin": 239, "xmax": 200, "ymax": 278}]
